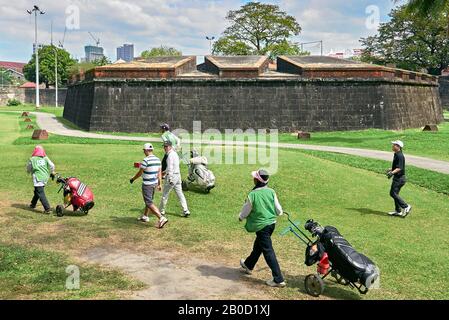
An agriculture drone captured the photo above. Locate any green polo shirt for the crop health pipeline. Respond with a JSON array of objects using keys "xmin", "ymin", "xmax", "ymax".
[{"xmin": 245, "ymin": 187, "xmax": 278, "ymax": 233}]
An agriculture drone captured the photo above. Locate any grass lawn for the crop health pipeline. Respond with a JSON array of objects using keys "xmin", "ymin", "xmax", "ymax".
[
  {"xmin": 3, "ymin": 105, "xmax": 449, "ymax": 162},
  {"xmin": 0, "ymin": 111, "xmax": 448, "ymax": 300}
]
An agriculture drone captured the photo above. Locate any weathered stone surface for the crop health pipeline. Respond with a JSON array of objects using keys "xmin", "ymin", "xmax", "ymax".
[
  {"xmin": 63, "ymin": 55, "xmax": 443, "ymax": 133},
  {"xmin": 32, "ymin": 130, "xmax": 49, "ymax": 140},
  {"xmin": 64, "ymin": 77, "xmax": 443, "ymax": 133}
]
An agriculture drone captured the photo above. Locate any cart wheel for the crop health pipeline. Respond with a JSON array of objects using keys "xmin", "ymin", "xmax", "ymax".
[
  {"xmin": 182, "ymin": 181, "xmax": 188, "ymax": 191},
  {"xmin": 56, "ymin": 205, "xmax": 64, "ymax": 217},
  {"xmin": 305, "ymin": 274, "xmax": 325, "ymax": 297}
]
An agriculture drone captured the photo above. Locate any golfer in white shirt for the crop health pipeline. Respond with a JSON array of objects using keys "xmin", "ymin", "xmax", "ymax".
[{"xmin": 159, "ymin": 140, "xmax": 191, "ymax": 217}]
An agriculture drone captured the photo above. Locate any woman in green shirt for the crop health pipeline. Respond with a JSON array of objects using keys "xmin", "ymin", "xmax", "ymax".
[
  {"xmin": 26, "ymin": 145, "xmax": 56, "ymax": 214},
  {"xmin": 239, "ymin": 169, "xmax": 286, "ymax": 288}
]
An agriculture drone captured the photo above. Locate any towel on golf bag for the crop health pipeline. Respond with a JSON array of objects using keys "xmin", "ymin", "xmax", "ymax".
[
  {"xmin": 190, "ymin": 156, "xmax": 208, "ymax": 166},
  {"xmin": 320, "ymin": 226, "xmax": 378, "ymax": 288}
]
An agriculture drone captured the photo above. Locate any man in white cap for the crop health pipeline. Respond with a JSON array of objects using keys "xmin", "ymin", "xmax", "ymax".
[
  {"xmin": 130, "ymin": 143, "xmax": 168, "ymax": 229},
  {"xmin": 159, "ymin": 140, "xmax": 190, "ymax": 217},
  {"xmin": 387, "ymin": 141, "xmax": 412, "ymax": 218}
]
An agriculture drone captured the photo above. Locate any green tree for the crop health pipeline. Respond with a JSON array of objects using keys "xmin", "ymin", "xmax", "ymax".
[
  {"xmin": 394, "ymin": 0, "xmax": 449, "ymax": 34},
  {"xmin": 140, "ymin": 46, "xmax": 182, "ymax": 58},
  {"xmin": 0, "ymin": 68, "xmax": 13, "ymax": 86},
  {"xmin": 92, "ymin": 56, "xmax": 111, "ymax": 66},
  {"xmin": 212, "ymin": 1, "xmax": 302, "ymax": 57},
  {"xmin": 360, "ymin": 6, "xmax": 449, "ymax": 75},
  {"xmin": 23, "ymin": 45, "xmax": 76, "ymax": 88}
]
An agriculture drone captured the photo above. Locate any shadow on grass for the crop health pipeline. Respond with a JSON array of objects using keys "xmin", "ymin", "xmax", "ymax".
[
  {"xmin": 196, "ymin": 265, "xmax": 361, "ymax": 300},
  {"xmin": 285, "ymin": 273, "xmax": 362, "ymax": 300},
  {"xmin": 346, "ymin": 208, "xmax": 388, "ymax": 217},
  {"xmin": 11, "ymin": 203, "xmax": 36, "ymax": 213},
  {"xmin": 110, "ymin": 216, "xmax": 152, "ymax": 228}
]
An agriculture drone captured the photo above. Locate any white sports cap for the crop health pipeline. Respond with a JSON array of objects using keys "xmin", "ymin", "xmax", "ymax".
[
  {"xmin": 391, "ymin": 140, "xmax": 404, "ymax": 148},
  {"xmin": 143, "ymin": 143, "xmax": 154, "ymax": 151}
]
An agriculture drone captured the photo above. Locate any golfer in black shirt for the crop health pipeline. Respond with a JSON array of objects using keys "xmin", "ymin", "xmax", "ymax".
[{"xmin": 387, "ymin": 141, "xmax": 412, "ymax": 218}]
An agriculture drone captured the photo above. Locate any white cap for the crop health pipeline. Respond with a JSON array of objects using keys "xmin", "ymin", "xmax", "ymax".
[
  {"xmin": 391, "ymin": 140, "xmax": 404, "ymax": 148},
  {"xmin": 143, "ymin": 143, "xmax": 154, "ymax": 151}
]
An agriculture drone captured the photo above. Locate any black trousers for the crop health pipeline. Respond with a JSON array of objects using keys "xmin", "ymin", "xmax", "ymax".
[
  {"xmin": 390, "ymin": 176, "xmax": 408, "ymax": 212},
  {"xmin": 245, "ymin": 224, "xmax": 284, "ymax": 284},
  {"xmin": 31, "ymin": 186, "xmax": 51, "ymax": 211}
]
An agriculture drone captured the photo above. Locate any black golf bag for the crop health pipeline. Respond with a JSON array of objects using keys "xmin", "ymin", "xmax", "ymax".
[{"xmin": 312, "ymin": 224, "xmax": 379, "ymax": 289}]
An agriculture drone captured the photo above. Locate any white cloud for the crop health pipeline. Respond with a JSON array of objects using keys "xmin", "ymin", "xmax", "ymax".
[{"xmin": 0, "ymin": 0, "xmax": 396, "ymax": 62}]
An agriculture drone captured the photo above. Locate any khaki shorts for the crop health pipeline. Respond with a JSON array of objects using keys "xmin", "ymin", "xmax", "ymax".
[{"xmin": 142, "ymin": 184, "xmax": 156, "ymax": 207}]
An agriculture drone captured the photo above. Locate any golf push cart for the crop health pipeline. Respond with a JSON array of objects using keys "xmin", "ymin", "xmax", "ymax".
[
  {"xmin": 281, "ymin": 213, "xmax": 379, "ymax": 297},
  {"xmin": 54, "ymin": 174, "xmax": 95, "ymax": 217}
]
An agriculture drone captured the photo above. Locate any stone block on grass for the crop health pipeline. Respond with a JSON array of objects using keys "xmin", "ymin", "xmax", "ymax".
[
  {"xmin": 32, "ymin": 130, "xmax": 49, "ymax": 140},
  {"xmin": 298, "ymin": 131, "xmax": 311, "ymax": 140},
  {"xmin": 423, "ymin": 125, "xmax": 439, "ymax": 132}
]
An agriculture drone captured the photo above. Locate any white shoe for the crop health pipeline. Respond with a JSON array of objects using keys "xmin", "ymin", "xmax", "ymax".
[
  {"xmin": 240, "ymin": 259, "xmax": 252, "ymax": 275},
  {"xmin": 266, "ymin": 279, "xmax": 286, "ymax": 288},
  {"xmin": 182, "ymin": 211, "xmax": 191, "ymax": 218},
  {"xmin": 403, "ymin": 205, "xmax": 412, "ymax": 217},
  {"xmin": 158, "ymin": 216, "xmax": 168, "ymax": 229},
  {"xmin": 388, "ymin": 211, "xmax": 402, "ymax": 216},
  {"xmin": 138, "ymin": 215, "xmax": 150, "ymax": 223}
]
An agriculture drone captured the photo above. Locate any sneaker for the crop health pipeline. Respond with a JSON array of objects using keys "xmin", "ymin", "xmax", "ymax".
[
  {"xmin": 138, "ymin": 215, "xmax": 150, "ymax": 223},
  {"xmin": 266, "ymin": 279, "xmax": 286, "ymax": 288},
  {"xmin": 388, "ymin": 211, "xmax": 402, "ymax": 217},
  {"xmin": 403, "ymin": 205, "xmax": 412, "ymax": 218},
  {"xmin": 44, "ymin": 209, "xmax": 52, "ymax": 214},
  {"xmin": 240, "ymin": 259, "xmax": 252, "ymax": 275},
  {"xmin": 182, "ymin": 211, "xmax": 191, "ymax": 218},
  {"xmin": 29, "ymin": 204, "xmax": 36, "ymax": 209},
  {"xmin": 158, "ymin": 216, "xmax": 169, "ymax": 229}
]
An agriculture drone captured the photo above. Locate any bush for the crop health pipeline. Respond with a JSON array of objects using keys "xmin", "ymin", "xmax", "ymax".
[{"xmin": 7, "ymin": 99, "xmax": 21, "ymax": 106}]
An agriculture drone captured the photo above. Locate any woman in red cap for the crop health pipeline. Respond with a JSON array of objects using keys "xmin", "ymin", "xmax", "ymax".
[
  {"xmin": 238, "ymin": 169, "xmax": 286, "ymax": 288},
  {"xmin": 26, "ymin": 145, "xmax": 56, "ymax": 214}
]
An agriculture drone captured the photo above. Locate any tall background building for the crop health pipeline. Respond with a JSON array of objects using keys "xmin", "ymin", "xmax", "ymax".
[
  {"xmin": 117, "ymin": 44, "xmax": 134, "ymax": 62},
  {"xmin": 85, "ymin": 45, "xmax": 104, "ymax": 62}
]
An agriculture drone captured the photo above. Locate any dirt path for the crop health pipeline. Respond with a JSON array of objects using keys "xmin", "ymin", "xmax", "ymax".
[
  {"xmin": 82, "ymin": 247, "xmax": 268, "ymax": 300},
  {"xmin": 34, "ymin": 112, "xmax": 449, "ymax": 175}
]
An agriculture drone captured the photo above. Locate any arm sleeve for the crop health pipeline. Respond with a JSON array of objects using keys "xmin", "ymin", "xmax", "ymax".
[
  {"xmin": 47, "ymin": 158, "xmax": 55, "ymax": 172},
  {"xmin": 140, "ymin": 159, "xmax": 148, "ymax": 170},
  {"xmin": 166, "ymin": 153, "xmax": 174, "ymax": 176},
  {"xmin": 239, "ymin": 198, "xmax": 253, "ymax": 220},
  {"xmin": 274, "ymin": 194, "xmax": 283, "ymax": 216}
]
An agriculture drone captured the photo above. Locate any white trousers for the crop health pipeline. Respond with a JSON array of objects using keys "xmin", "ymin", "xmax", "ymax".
[{"xmin": 159, "ymin": 174, "xmax": 189, "ymax": 213}]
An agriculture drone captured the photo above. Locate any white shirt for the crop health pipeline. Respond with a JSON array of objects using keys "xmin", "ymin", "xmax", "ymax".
[
  {"xmin": 165, "ymin": 149, "xmax": 181, "ymax": 177},
  {"xmin": 239, "ymin": 186, "xmax": 283, "ymax": 221}
]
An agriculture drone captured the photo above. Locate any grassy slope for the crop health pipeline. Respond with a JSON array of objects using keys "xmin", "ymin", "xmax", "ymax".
[{"xmin": 0, "ymin": 112, "xmax": 448, "ymax": 300}]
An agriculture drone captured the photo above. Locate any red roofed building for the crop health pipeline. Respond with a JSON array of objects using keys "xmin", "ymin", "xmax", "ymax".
[
  {"xmin": 19, "ymin": 82, "xmax": 37, "ymax": 88},
  {"xmin": 0, "ymin": 61, "xmax": 26, "ymax": 81}
]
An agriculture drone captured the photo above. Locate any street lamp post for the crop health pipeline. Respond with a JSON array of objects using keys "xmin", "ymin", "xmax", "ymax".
[
  {"xmin": 27, "ymin": 5, "xmax": 45, "ymax": 109},
  {"xmin": 206, "ymin": 36, "xmax": 215, "ymax": 55}
]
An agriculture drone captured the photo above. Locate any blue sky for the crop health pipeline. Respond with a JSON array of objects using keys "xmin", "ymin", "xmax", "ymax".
[{"xmin": 0, "ymin": 0, "xmax": 401, "ymax": 63}]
